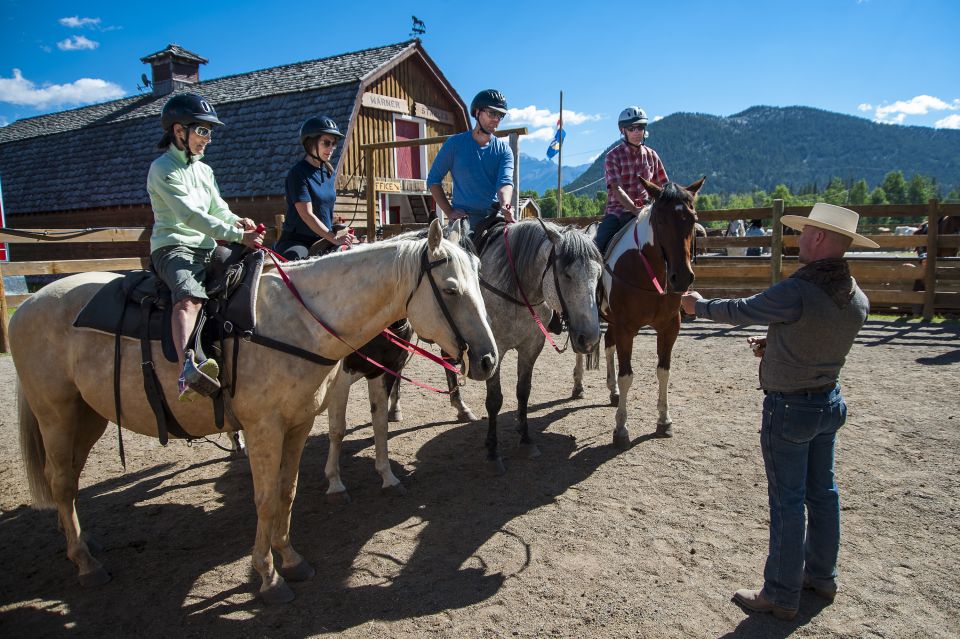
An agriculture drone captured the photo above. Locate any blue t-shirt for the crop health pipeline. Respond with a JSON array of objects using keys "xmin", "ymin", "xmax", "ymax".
[
  {"xmin": 282, "ymin": 159, "xmax": 336, "ymax": 240},
  {"xmin": 427, "ymin": 131, "xmax": 514, "ymax": 226}
]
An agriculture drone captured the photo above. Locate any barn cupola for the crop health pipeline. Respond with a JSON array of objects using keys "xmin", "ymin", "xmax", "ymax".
[{"xmin": 140, "ymin": 44, "xmax": 208, "ymax": 96}]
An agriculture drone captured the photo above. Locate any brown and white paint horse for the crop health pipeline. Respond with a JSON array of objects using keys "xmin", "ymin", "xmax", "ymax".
[{"xmin": 576, "ymin": 177, "xmax": 704, "ymax": 447}]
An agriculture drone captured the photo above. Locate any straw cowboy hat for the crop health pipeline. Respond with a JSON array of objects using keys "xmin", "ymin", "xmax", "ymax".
[{"xmin": 781, "ymin": 203, "xmax": 879, "ymax": 248}]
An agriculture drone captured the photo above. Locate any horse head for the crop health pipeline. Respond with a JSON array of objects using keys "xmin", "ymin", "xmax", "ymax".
[
  {"xmin": 406, "ymin": 219, "xmax": 498, "ymax": 380},
  {"xmin": 639, "ymin": 176, "xmax": 705, "ymax": 293},
  {"xmin": 539, "ymin": 220, "xmax": 602, "ymax": 354}
]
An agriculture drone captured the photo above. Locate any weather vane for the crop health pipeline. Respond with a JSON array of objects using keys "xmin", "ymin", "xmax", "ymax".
[{"xmin": 410, "ymin": 15, "xmax": 426, "ymax": 37}]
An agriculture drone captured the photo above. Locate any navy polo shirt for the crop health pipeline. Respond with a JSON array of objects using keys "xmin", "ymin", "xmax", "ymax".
[{"xmin": 282, "ymin": 159, "xmax": 336, "ymax": 240}]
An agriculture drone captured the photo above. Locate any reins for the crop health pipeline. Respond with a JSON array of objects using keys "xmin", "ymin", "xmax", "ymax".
[
  {"xmin": 502, "ymin": 225, "xmax": 568, "ymax": 353},
  {"xmin": 261, "ymin": 244, "xmax": 463, "ymax": 394}
]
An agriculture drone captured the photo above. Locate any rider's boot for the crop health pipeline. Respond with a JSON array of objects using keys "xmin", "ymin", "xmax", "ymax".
[{"xmin": 178, "ymin": 349, "xmax": 220, "ymax": 402}]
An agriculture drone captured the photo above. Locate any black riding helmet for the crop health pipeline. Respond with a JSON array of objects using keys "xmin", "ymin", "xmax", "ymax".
[
  {"xmin": 470, "ymin": 89, "xmax": 508, "ymax": 118},
  {"xmin": 161, "ymin": 93, "xmax": 224, "ymax": 130},
  {"xmin": 300, "ymin": 116, "xmax": 344, "ymax": 147}
]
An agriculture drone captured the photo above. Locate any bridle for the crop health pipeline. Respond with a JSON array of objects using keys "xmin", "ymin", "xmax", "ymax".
[{"xmin": 405, "ymin": 246, "xmax": 471, "ymax": 373}]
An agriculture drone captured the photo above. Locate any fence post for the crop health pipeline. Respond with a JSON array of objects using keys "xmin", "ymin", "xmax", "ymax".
[
  {"xmin": 922, "ymin": 198, "xmax": 940, "ymax": 321},
  {"xmin": 273, "ymin": 214, "xmax": 285, "ymax": 245},
  {"xmin": 364, "ymin": 147, "xmax": 376, "ymax": 242},
  {"xmin": 0, "ymin": 262, "xmax": 8, "ymax": 353},
  {"xmin": 770, "ymin": 199, "xmax": 784, "ymax": 285},
  {"xmin": 509, "ymin": 131, "xmax": 521, "ymax": 215}
]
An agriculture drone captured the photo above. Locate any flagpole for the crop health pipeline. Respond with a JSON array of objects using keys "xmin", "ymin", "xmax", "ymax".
[{"xmin": 557, "ymin": 91, "xmax": 563, "ymax": 217}]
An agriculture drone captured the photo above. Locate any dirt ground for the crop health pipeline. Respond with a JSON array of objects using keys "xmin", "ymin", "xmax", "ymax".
[{"xmin": 0, "ymin": 318, "xmax": 957, "ymax": 639}]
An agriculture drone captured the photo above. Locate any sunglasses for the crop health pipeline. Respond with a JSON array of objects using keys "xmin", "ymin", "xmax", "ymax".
[
  {"xmin": 318, "ymin": 138, "xmax": 339, "ymax": 148},
  {"xmin": 626, "ymin": 124, "xmax": 646, "ymax": 132},
  {"xmin": 190, "ymin": 124, "xmax": 213, "ymax": 138},
  {"xmin": 482, "ymin": 108, "xmax": 506, "ymax": 120}
]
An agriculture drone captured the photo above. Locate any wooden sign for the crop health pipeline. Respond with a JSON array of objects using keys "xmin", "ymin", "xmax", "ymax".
[
  {"xmin": 374, "ymin": 178, "xmax": 403, "ymax": 192},
  {"xmin": 415, "ymin": 102, "xmax": 455, "ymax": 125},
  {"xmin": 362, "ymin": 92, "xmax": 408, "ymax": 114}
]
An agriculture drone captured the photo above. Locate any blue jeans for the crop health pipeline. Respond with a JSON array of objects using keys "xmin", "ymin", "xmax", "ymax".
[
  {"xmin": 760, "ymin": 385, "xmax": 847, "ymax": 610},
  {"xmin": 595, "ymin": 213, "xmax": 629, "ymax": 254}
]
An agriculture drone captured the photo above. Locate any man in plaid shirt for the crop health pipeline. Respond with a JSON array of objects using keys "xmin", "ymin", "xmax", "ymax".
[{"xmin": 594, "ymin": 106, "xmax": 669, "ymax": 254}]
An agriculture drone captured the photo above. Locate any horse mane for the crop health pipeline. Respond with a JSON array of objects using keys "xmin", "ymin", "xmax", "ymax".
[
  {"xmin": 483, "ymin": 219, "xmax": 600, "ymax": 291},
  {"xmin": 660, "ymin": 182, "xmax": 695, "ymax": 206}
]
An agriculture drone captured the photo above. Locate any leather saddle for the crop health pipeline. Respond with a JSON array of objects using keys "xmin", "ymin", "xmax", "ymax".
[{"xmin": 72, "ymin": 244, "xmax": 265, "ymax": 448}]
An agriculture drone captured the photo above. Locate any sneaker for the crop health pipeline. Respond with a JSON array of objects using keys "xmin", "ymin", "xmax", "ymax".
[
  {"xmin": 181, "ymin": 350, "xmax": 221, "ymax": 398},
  {"xmin": 178, "ymin": 376, "xmax": 197, "ymax": 403},
  {"xmin": 732, "ymin": 588, "xmax": 797, "ymax": 621}
]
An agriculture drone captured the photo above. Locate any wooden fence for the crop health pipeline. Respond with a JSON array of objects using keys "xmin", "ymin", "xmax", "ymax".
[{"xmin": 1, "ymin": 200, "xmax": 957, "ymax": 353}]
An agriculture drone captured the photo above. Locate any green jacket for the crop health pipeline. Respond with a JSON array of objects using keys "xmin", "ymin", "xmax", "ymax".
[{"xmin": 147, "ymin": 146, "xmax": 244, "ymax": 253}]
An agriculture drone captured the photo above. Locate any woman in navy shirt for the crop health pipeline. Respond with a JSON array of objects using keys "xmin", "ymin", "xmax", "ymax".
[{"xmin": 275, "ymin": 116, "xmax": 355, "ymax": 259}]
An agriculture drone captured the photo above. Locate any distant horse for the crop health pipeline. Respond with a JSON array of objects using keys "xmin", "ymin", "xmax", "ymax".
[
  {"xmin": 725, "ymin": 218, "xmax": 747, "ymax": 256},
  {"xmin": 11, "ymin": 220, "xmax": 497, "ymax": 604},
  {"xmin": 576, "ymin": 177, "xmax": 704, "ymax": 446},
  {"xmin": 913, "ymin": 216, "xmax": 960, "ymax": 257},
  {"xmin": 693, "ymin": 222, "xmax": 707, "ymax": 256}
]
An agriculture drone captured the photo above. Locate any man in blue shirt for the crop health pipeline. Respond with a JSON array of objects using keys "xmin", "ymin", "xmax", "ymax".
[{"xmin": 427, "ymin": 89, "xmax": 515, "ymax": 233}]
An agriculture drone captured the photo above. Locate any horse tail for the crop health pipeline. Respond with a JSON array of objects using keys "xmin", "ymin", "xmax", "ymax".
[{"xmin": 17, "ymin": 381, "xmax": 54, "ymax": 508}]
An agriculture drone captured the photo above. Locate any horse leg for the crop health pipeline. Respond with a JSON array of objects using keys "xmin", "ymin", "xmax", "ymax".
[
  {"xmin": 484, "ymin": 365, "xmax": 506, "ymax": 475},
  {"xmin": 654, "ymin": 318, "xmax": 680, "ymax": 438},
  {"xmin": 387, "ymin": 374, "xmax": 402, "ymax": 422},
  {"xmin": 244, "ymin": 423, "xmax": 295, "ymax": 604},
  {"xmin": 445, "ymin": 362, "xmax": 478, "ymax": 422},
  {"xmin": 605, "ymin": 330, "xmax": 619, "ymax": 406},
  {"xmin": 572, "ymin": 353, "xmax": 585, "ymax": 399},
  {"xmin": 272, "ymin": 419, "xmax": 315, "ymax": 584},
  {"xmin": 40, "ymin": 401, "xmax": 111, "ymax": 586},
  {"xmin": 515, "ymin": 348, "xmax": 541, "ymax": 459},
  {"xmin": 230, "ymin": 431, "xmax": 246, "ymax": 457},
  {"xmin": 371, "ymin": 375, "xmax": 405, "ymax": 495},
  {"xmin": 324, "ymin": 368, "xmax": 355, "ymax": 504},
  {"xmin": 612, "ymin": 331, "xmax": 635, "ymax": 449}
]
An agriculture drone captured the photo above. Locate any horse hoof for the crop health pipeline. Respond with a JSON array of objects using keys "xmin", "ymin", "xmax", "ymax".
[
  {"xmin": 458, "ymin": 409, "xmax": 479, "ymax": 422},
  {"xmin": 326, "ymin": 490, "xmax": 352, "ymax": 505},
  {"xmin": 571, "ymin": 385, "xmax": 585, "ymax": 399},
  {"xmin": 488, "ymin": 457, "xmax": 507, "ymax": 476},
  {"xmin": 260, "ymin": 581, "xmax": 295, "ymax": 605},
  {"xmin": 612, "ymin": 431, "xmax": 631, "ymax": 450},
  {"xmin": 78, "ymin": 566, "xmax": 111, "ymax": 587},
  {"xmin": 656, "ymin": 423, "xmax": 674, "ymax": 438},
  {"xmin": 519, "ymin": 443, "xmax": 541, "ymax": 459},
  {"xmin": 381, "ymin": 483, "xmax": 408, "ymax": 497},
  {"xmin": 388, "ymin": 410, "xmax": 403, "ymax": 423},
  {"xmin": 279, "ymin": 560, "xmax": 315, "ymax": 582},
  {"xmin": 609, "ymin": 393, "xmax": 620, "ymax": 406}
]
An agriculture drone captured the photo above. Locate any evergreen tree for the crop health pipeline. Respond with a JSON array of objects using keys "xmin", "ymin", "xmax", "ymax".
[
  {"xmin": 823, "ymin": 177, "xmax": 848, "ymax": 205},
  {"xmin": 907, "ymin": 174, "xmax": 931, "ymax": 204},
  {"xmin": 869, "ymin": 186, "xmax": 888, "ymax": 205},
  {"xmin": 881, "ymin": 171, "xmax": 908, "ymax": 204},
  {"xmin": 771, "ymin": 184, "xmax": 793, "ymax": 204},
  {"xmin": 848, "ymin": 179, "xmax": 869, "ymax": 205}
]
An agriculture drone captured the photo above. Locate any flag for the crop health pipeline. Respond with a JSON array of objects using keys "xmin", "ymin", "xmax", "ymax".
[{"xmin": 546, "ymin": 121, "xmax": 565, "ymax": 161}]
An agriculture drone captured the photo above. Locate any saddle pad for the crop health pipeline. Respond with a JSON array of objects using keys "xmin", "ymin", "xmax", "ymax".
[{"xmin": 73, "ymin": 271, "xmax": 178, "ymax": 362}]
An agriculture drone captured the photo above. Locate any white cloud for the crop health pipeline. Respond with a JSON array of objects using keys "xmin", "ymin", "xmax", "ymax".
[
  {"xmin": 521, "ymin": 127, "xmax": 559, "ymax": 142},
  {"xmin": 935, "ymin": 114, "xmax": 960, "ymax": 129},
  {"xmin": 0, "ymin": 68, "xmax": 124, "ymax": 108},
  {"xmin": 59, "ymin": 16, "xmax": 101, "ymax": 28},
  {"xmin": 0, "ymin": 116, "xmax": 8, "ymax": 127},
  {"xmin": 57, "ymin": 35, "xmax": 99, "ymax": 51},
  {"xmin": 506, "ymin": 105, "xmax": 603, "ymax": 129},
  {"xmin": 857, "ymin": 103, "xmax": 872, "ymax": 112},
  {"xmin": 652, "ymin": 115, "xmax": 663, "ymax": 122},
  {"xmin": 873, "ymin": 94, "xmax": 959, "ymax": 124}
]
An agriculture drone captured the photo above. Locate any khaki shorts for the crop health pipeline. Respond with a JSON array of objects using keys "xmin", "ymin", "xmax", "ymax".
[{"xmin": 151, "ymin": 245, "xmax": 213, "ymax": 303}]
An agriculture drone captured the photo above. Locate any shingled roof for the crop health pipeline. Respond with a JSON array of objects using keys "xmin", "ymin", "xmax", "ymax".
[{"xmin": 0, "ymin": 40, "xmax": 422, "ymax": 215}]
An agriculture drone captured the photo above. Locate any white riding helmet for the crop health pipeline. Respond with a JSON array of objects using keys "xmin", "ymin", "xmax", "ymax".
[{"xmin": 618, "ymin": 106, "xmax": 648, "ymax": 129}]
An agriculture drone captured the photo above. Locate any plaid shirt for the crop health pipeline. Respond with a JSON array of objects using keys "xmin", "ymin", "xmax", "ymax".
[{"xmin": 603, "ymin": 141, "xmax": 668, "ymax": 217}]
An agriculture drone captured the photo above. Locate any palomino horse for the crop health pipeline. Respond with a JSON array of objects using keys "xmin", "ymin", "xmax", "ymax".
[
  {"xmin": 576, "ymin": 177, "xmax": 704, "ymax": 447},
  {"xmin": 725, "ymin": 218, "xmax": 747, "ymax": 256},
  {"xmin": 11, "ymin": 220, "xmax": 497, "ymax": 604},
  {"xmin": 323, "ymin": 219, "xmax": 603, "ymax": 492}
]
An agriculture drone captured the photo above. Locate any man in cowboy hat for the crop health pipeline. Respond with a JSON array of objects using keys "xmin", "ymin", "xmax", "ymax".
[{"xmin": 681, "ymin": 203, "xmax": 878, "ymax": 620}]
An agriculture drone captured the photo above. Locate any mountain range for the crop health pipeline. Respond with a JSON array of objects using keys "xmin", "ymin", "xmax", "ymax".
[
  {"xmin": 518, "ymin": 153, "xmax": 590, "ymax": 195},
  {"xmin": 564, "ymin": 106, "xmax": 960, "ymax": 196}
]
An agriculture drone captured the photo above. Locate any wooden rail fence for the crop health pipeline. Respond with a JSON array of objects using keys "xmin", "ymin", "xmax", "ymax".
[{"xmin": 1, "ymin": 200, "xmax": 957, "ymax": 353}]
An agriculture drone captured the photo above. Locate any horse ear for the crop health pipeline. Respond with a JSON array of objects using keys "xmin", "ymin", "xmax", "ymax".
[
  {"xmin": 446, "ymin": 221, "xmax": 462, "ymax": 245},
  {"xmin": 539, "ymin": 218, "xmax": 562, "ymax": 245},
  {"xmin": 428, "ymin": 218, "xmax": 443, "ymax": 253},
  {"xmin": 687, "ymin": 177, "xmax": 706, "ymax": 197},
  {"xmin": 638, "ymin": 176, "xmax": 662, "ymax": 199}
]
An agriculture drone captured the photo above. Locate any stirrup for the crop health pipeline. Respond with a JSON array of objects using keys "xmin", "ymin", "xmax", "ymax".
[{"xmin": 182, "ymin": 349, "xmax": 220, "ymax": 398}]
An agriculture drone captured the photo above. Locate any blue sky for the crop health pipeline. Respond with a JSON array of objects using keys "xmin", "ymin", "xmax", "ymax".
[{"xmin": 1, "ymin": 0, "xmax": 958, "ymax": 167}]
